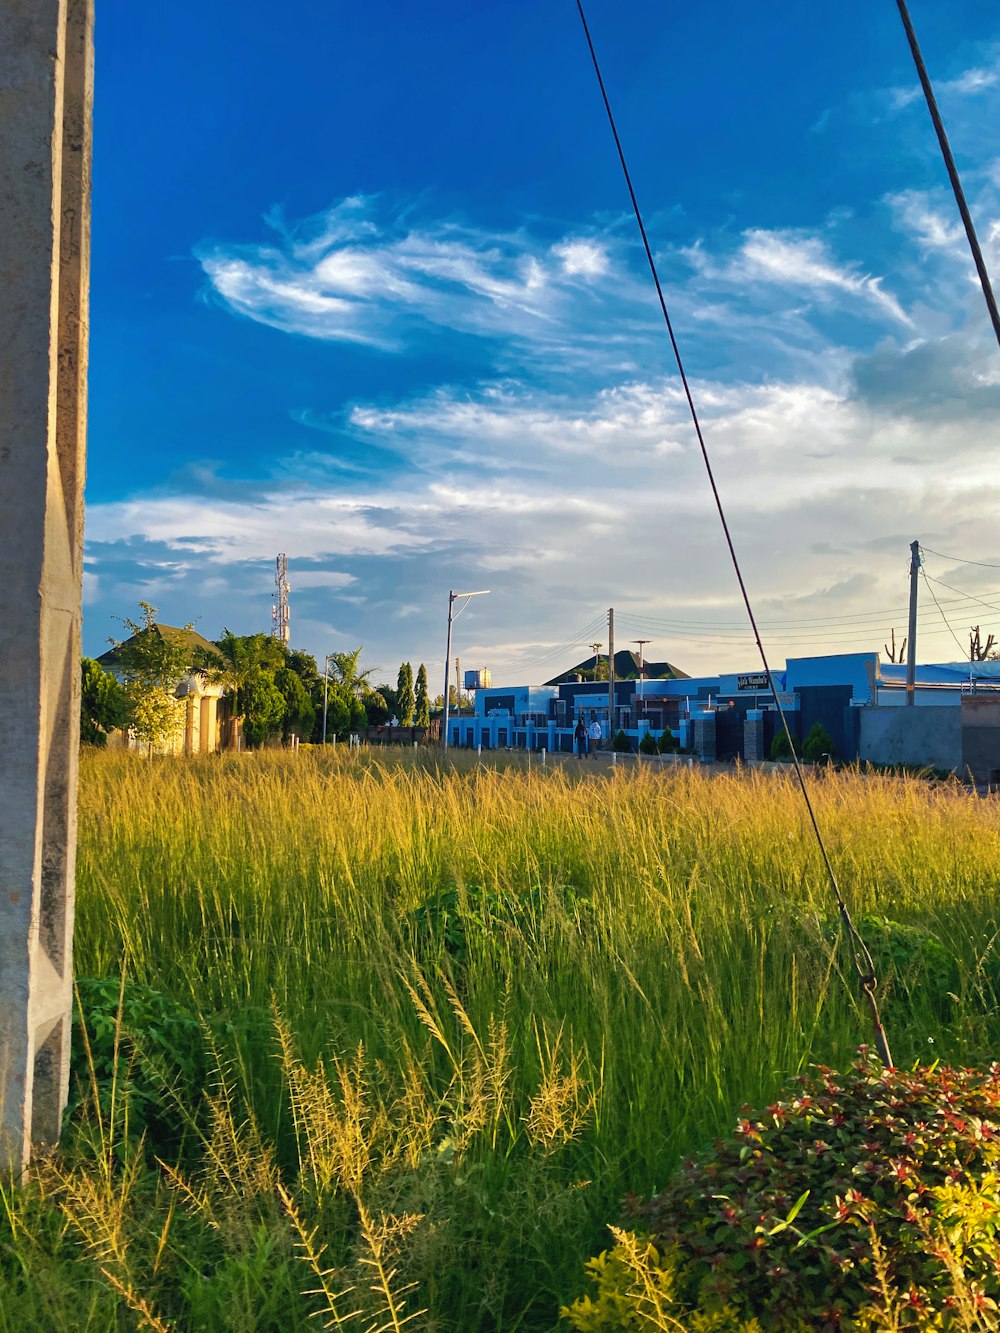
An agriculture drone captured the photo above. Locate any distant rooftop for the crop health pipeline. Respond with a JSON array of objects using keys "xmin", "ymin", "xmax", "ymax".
[
  {"xmin": 543, "ymin": 649, "xmax": 689, "ymax": 687},
  {"xmin": 96, "ymin": 624, "xmax": 222, "ymax": 673}
]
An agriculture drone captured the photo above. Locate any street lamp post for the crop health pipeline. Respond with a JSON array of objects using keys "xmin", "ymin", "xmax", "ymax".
[
  {"xmin": 322, "ymin": 653, "xmax": 333, "ymax": 744},
  {"xmin": 442, "ymin": 589, "xmax": 490, "ymax": 752}
]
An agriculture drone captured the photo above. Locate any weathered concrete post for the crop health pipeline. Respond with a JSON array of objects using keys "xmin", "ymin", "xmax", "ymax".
[{"xmin": 0, "ymin": 0, "xmax": 94, "ymax": 1173}]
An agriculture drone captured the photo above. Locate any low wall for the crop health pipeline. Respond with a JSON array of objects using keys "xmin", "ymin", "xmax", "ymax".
[{"xmin": 858, "ymin": 705, "xmax": 961, "ymax": 772}]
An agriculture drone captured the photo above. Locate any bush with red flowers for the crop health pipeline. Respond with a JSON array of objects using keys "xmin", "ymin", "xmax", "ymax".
[{"xmin": 626, "ymin": 1055, "xmax": 1000, "ymax": 1328}]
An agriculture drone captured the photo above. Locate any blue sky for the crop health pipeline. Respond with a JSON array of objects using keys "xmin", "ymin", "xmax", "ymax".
[{"xmin": 84, "ymin": 1, "xmax": 1000, "ymax": 684}]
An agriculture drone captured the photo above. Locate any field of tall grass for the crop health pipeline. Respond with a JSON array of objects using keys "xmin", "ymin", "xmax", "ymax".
[{"xmin": 3, "ymin": 749, "xmax": 1000, "ymax": 1331}]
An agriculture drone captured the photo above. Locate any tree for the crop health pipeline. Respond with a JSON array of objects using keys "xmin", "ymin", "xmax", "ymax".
[
  {"xmin": 274, "ymin": 666, "xmax": 315, "ymax": 743},
  {"xmin": 196, "ymin": 630, "xmax": 292, "ymax": 747},
  {"xmin": 80, "ymin": 657, "xmax": 127, "ymax": 746},
  {"xmin": 239, "ymin": 668, "xmax": 286, "ymax": 748},
  {"xmin": 414, "ymin": 663, "xmax": 430, "ymax": 728},
  {"xmin": 396, "ymin": 662, "xmax": 415, "ymax": 725},
  {"xmin": 970, "ymin": 626, "xmax": 996, "ymax": 662},
  {"xmin": 802, "ymin": 722, "xmax": 835, "ymax": 763},
  {"xmin": 111, "ymin": 603, "xmax": 193, "ymax": 752},
  {"xmin": 364, "ymin": 690, "xmax": 390, "ymax": 727},
  {"xmin": 327, "ymin": 648, "xmax": 379, "ymax": 698},
  {"xmin": 884, "ymin": 628, "xmax": 907, "ymax": 663}
]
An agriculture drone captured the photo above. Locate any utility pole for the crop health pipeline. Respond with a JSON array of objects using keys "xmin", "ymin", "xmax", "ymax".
[
  {"xmin": 634, "ymin": 640, "xmax": 650, "ymax": 716},
  {"xmin": 906, "ymin": 540, "xmax": 920, "ymax": 706},
  {"xmin": 442, "ymin": 589, "xmax": 490, "ymax": 751},
  {"xmin": 455, "ymin": 656, "xmax": 461, "ymax": 714},
  {"xmin": 322, "ymin": 654, "xmax": 331, "ymax": 743},
  {"xmin": 608, "ymin": 607, "xmax": 615, "ymax": 743}
]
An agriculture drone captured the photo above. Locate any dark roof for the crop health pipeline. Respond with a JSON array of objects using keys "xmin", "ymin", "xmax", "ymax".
[
  {"xmin": 543, "ymin": 649, "xmax": 689, "ymax": 687},
  {"xmin": 96, "ymin": 624, "xmax": 222, "ymax": 672}
]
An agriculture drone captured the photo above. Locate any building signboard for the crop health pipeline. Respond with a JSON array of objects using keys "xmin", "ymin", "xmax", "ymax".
[{"xmin": 737, "ymin": 673, "xmax": 769, "ymax": 691}]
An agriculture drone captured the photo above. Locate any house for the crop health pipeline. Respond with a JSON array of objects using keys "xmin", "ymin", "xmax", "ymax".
[
  {"xmin": 447, "ymin": 649, "xmax": 1000, "ymax": 779},
  {"xmin": 96, "ymin": 624, "xmax": 227, "ymax": 755}
]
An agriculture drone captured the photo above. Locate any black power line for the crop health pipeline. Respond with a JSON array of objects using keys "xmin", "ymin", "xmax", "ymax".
[
  {"xmin": 896, "ymin": 0, "xmax": 1000, "ymax": 351},
  {"xmin": 575, "ymin": 0, "xmax": 891, "ymax": 1066}
]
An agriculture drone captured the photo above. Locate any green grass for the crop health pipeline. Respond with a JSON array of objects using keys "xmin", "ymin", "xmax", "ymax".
[{"xmin": 4, "ymin": 748, "xmax": 1000, "ymax": 1331}]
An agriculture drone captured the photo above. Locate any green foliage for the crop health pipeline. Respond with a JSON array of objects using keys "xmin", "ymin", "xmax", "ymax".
[
  {"xmin": 638, "ymin": 732, "xmax": 659, "ymax": 756},
  {"xmin": 632, "ymin": 1055, "xmax": 1000, "ymax": 1329},
  {"xmin": 408, "ymin": 882, "xmax": 592, "ymax": 967},
  {"xmin": 68, "ymin": 977, "xmax": 204, "ymax": 1156},
  {"xmin": 415, "ymin": 663, "xmax": 430, "ymax": 728},
  {"xmin": 803, "ymin": 722, "xmax": 836, "ymax": 763},
  {"xmin": 239, "ymin": 666, "xmax": 286, "ymax": 748},
  {"xmin": 326, "ymin": 646, "xmax": 378, "ymax": 697},
  {"xmin": 771, "ymin": 728, "xmax": 796, "ymax": 761},
  {"xmin": 397, "ymin": 661, "xmax": 415, "ymax": 726},
  {"xmin": 321, "ymin": 684, "xmax": 352, "ymax": 741},
  {"xmin": 658, "ymin": 730, "xmax": 678, "ymax": 754},
  {"xmin": 831, "ymin": 915, "xmax": 960, "ymax": 1018},
  {"xmin": 80, "ymin": 657, "xmax": 127, "ymax": 746},
  {"xmin": 364, "ymin": 689, "xmax": 390, "ymax": 726},
  {"xmin": 111, "ymin": 602, "xmax": 194, "ymax": 751},
  {"xmin": 612, "ymin": 729, "xmax": 631, "ymax": 753},
  {"xmin": 274, "ymin": 666, "xmax": 315, "ymax": 743},
  {"xmin": 562, "ymin": 1229, "xmax": 767, "ymax": 1331}
]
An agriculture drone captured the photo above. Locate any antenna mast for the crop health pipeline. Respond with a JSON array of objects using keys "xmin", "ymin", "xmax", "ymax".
[{"xmin": 272, "ymin": 553, "xmax": 290, "ymax": 644}]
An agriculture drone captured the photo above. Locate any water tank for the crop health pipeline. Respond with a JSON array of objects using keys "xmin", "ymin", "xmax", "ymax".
[{"xmin": 464, "ymin": 668, "xmax": 492, "ymax": 690}]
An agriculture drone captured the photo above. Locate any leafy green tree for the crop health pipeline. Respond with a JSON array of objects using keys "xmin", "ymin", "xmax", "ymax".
[
  {"xmin": 322, "ymin": 687, "xmax": 352, "ymax": 742},
  {"xmin": 415, "ymin": 663, "xmax": 430, "ymax": 728},
  {"xmin": 274, "ymin": 666, "xmax": 315, "ymax": 743},
  {"xmin": 326, "ymin": 647, "xmax": 378, "ymax": 698},
  {"xmin": 239, "ymin": 667, "xmax": 286, "ymax": 748},
  {"xmin": 80, "ymin": 657, "xmax": 127, "ymax": 746},
  {"xmin": 111, "ymin": 603, "xmax": 193, "ymax": 752},
  {"xmin": 364, "ymin": 690, "xmax": 390, "ymax": 726},
  {"xmin": 802, "ymin": 722, "xmax": 835, "ymax": 763},
  {"xmin": 396, "ymin": 662, "xmax": 415, "ymax": 725},
  {"xmin": 196, "ymin": 630, "xmax": 293, "ymax": 746}
]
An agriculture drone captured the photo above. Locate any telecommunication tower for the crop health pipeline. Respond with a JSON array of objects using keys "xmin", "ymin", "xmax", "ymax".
[{"xmin": 272, "ymin": 553, "xmax": 290, "ymax": 643}]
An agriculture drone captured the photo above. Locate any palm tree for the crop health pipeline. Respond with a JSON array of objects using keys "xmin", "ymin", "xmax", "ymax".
[{"xmin": 326, "ymin": 647, "xmax": 379, "ymax": 698}]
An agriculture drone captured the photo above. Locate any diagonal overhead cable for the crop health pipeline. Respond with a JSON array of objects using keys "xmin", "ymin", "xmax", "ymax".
[
  {"xmin": 896, "ymin": 0, "xmax": 1000, "ymax": 351},
  {"xmin": 574, "ymin": 0, "xmax": 891, "ymax": 1066}
]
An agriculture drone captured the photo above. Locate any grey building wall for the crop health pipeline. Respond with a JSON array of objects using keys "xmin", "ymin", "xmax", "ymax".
[
  {"xmin": 858, "ymin": 706, "xmax": 962, "ymax": 772},
  {"xmin": 961, "ymin": 697, "xmax": 1000, "ymax": 784}
]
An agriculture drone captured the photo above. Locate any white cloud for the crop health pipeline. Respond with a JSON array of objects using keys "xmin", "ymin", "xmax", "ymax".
[
  {"xmin": 84, "ymin": 353, "xmax": 1000, "ymax": 681},
  {"xmin": 685, "ymin": 228, "xmax": 912, "ymax": 326},
  {"xmin": 551, "ymin": 238, "xmax": 610, "ymax": 278},
  {"xmin": 198, "ymin": 197, "xmax": 624, "ymax": 352}
]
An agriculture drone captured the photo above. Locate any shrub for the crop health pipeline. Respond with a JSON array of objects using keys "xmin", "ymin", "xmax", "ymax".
[
  {"xmin": 825, "ymin": 915, "xmax": 959, "ymax": 1020},
  {"xmin": 621, "ymin": 1055, "xmax": 1000, "ymax": 1329},
  {"xmin": 69, "ymin": 977, "xmax": 205, "ymax": 1156},
  {"xmin": 561, "ymin": 1228, "xmax": 768, "ymax": 1330},
  {"xmin": 658, "ymin": 730, "xmax": 678, "ymax": 754},
  {"xmin": 638, "ymin": 733, "xmax": 659, "ymax": 756},
  {"xmin": 771, "ymin": 729, "xmax": 796, "ymax": 761},
  {"xmin": 612, "ymin": 730, "xmax": 631, "ymax": 753},
  {"xmin": 803, "ymin": 722, "xmax": 836, "ymax": 763}
]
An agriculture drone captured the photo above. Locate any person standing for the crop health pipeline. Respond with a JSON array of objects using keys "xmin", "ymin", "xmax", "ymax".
[
  {"xmin": 587, "ymin": 713, "xmax": 603, "ymax": 757},
  {"xmin": 574, "ymin": 716, "xmax": 588, "ymax": 758}
]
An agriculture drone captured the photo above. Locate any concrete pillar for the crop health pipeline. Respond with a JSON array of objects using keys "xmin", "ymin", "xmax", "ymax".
[
  {"xmin": 692, "ymin": 713, "xmax": 717, "ymax": 761},
  {"xmin": 184, "ymin": 696, "xmax": 196, "ymax": 756},
  {"xmin": 743, "ymin": 709, "xmax": 765, "ymax": 763},
  {"xmin": 201, "ymin": 694, "xmax": 218, "ymax": 753},
  {"xmin": 0, "ymin": 0, "xmax": 94, "ymax": 1173}
]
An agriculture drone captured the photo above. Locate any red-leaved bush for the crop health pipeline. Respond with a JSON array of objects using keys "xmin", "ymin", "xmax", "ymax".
[{"xmin": 631, "ymin": 1054, "xmax": 1000, "ymax": 1329}]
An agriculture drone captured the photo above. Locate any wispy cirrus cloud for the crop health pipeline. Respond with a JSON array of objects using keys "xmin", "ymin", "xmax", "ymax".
[
  {"xmin": 198, "ymin": 195, "xmax": 623, "ymax": 352},
  {"xmin": 683, "ymin": 228, "xmax": 913, "ymax": 326}
]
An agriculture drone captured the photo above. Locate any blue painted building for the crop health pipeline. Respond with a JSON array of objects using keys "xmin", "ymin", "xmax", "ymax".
[{"xmin": 446, "ymin": 652, "xmax": 1000, "ymax": 760}]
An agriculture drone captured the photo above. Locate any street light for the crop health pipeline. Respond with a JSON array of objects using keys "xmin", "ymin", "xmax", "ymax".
[
  {"xmin": 322, "ymin": 653, "xmax": 335, "ymax": 744},
  {"xmin": 442, "ymin": 589, "xmax": 490, "ymax": 752}
]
